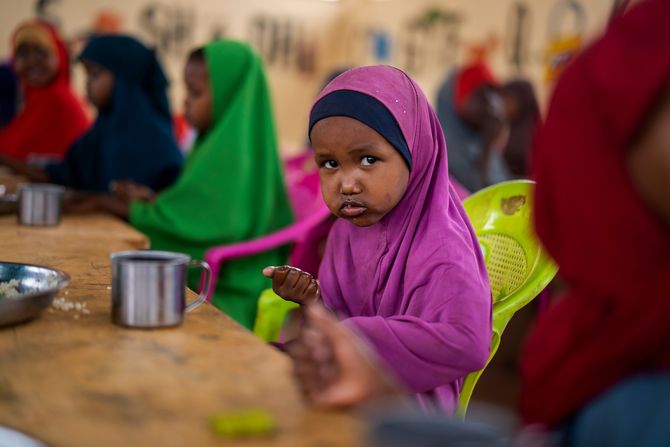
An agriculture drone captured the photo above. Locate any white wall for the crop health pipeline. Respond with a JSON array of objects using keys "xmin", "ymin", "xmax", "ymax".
[{"xmin": 0, "ymin": 0, "xmax": 616, "ymax": 153}]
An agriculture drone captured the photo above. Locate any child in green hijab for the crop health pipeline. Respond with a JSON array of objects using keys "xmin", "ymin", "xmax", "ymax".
[{"xmin": 91, "ymin": 40, "xmax": 294, "ymax": 329}]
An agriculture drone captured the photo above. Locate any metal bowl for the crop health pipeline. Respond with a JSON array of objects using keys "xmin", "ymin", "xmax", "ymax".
[
  {"xmin": 0, "ymin": 425, "xmax": 48, "ymax": 447},
  {"xmin": 0, "ymin": 262, "xmax": 70, "ymax": 327}
]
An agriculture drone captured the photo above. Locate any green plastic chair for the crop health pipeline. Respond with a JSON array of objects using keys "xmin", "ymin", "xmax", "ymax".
[
  {"xmin": 457, "ymin": 179, "xmax": 557, "ymax": 418},
  {"xmin": 253, "ymin": 180, "xmax": 558, "ymax": 416},
  {"xmin": 254, "ymin": 288, "xmax": 299, "ymax": 342}
]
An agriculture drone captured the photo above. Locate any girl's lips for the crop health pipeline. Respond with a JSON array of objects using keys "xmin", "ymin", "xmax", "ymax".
[{"xmin": 340, "ymin": 204, "xmax": 367, "ymax": 217}]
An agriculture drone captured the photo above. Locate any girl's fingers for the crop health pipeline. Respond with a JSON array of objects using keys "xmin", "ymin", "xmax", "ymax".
[
  {"xmin": 271, "ymin": 267, "xmax": 290, "ymax": 294},
  {"xmin": 286, "ymin": 338, "xmax": 308, "ymax": 360},
  {"xmin": 304, "ymin": 281, "xmax": 320, "ymax": 304},
  {"xmin": 317, "ymin": 362, "xmax": 339, "ymax": 389},
  {"xmin": 303, "ymin": 327, "xmax": 331, "ymax": 361},
  {"xmin": 305, "ymin": 305, "xmax": 349, "ymax": 347},
  {"xmin": 296, "ymin": 274, "xmax": 311, "ymax": 296},
  {"xmin": 285, "ymin": 269, "xmax": 302, "ymax": 289},
  {"xmin": 293, "ymin": 357, "xmax": 321, "ymax": 396},
  {"xmin": 289, "ymin": 327, "xmax": 334, "ymax": 398},
  {"xmin": 262, "ymin": 266, "xmax": 317, "ymax": 304},
  {"xmin": 262, "ymin": 266, "xmax": 276, "ymax": 278}
]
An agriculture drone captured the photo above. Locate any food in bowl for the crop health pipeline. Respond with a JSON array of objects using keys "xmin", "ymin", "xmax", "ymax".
[{"xmin": 0, "ymin": 279, "xmax": 21, "ymax": 298}]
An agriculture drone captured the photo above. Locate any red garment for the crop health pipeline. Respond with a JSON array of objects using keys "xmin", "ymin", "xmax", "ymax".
[
  {"xmin": 520, "ymin": 0, "xmax": 670, "ymax": 426},
  {"xmin": 0, "ymin": 21, "xmax": 89, "ymax": 162},
  {"xmin": 454, "ymin": 62, "xmax": 497, "ymax": 109}
]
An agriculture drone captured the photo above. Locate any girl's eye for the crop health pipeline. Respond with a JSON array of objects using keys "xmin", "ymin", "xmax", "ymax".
[
  {"xmin": 361, "ymin": 156, "xmax": 377, "ymax": 166},
  {"xmin": 322, "ymin": 160, "xmax": 338, "ymax": 169}
]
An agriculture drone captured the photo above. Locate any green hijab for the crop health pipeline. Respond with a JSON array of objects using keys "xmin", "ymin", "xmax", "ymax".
[{"xmin": 130, "ymin": 40, "xmax": 293, "ymax": 329}]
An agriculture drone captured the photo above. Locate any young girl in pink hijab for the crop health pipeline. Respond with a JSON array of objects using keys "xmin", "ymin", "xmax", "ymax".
[{"xmin": 264, "ymin": 65, "xmax": 491, "ymax": 413}]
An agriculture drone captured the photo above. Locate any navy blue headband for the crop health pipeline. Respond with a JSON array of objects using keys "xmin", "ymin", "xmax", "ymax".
[{"xmin": 309, "ymin": 90, "xmax": 412, "ymax": 170}]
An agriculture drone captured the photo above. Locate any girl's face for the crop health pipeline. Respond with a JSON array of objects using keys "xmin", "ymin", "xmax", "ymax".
[
  {"xmin": 84, "ymin": 60, "xmax": 114, "ymax": 110},
  {"xmin": 312, "ymin": 116, "xmax": 410, "ymax": 227},
  {"xmin": 13, "ymin": 42, "xmax": 58, "ymax": 87},
  {"xmin": 183, "ymin": 59, "xmax": 212, "ymax": 133}
]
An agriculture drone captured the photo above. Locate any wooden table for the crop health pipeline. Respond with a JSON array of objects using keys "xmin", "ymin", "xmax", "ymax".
[{"xmin": 0, "ymin": 214, "xmax": 363, "ymax": 446}]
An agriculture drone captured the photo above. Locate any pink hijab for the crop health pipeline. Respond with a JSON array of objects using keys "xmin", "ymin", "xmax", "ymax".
[{"xmin": 315, "ymin": 66, "xmax": 492, "ymax": 413}]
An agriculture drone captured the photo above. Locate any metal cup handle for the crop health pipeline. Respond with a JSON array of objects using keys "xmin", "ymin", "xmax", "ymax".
[{"xmin": 186, "ymin": 260, "xmax": 211, "ymax": 312}]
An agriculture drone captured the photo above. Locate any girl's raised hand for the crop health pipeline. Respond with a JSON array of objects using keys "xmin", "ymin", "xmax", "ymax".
[{"xmin": 262, "ymin": 266, "xmax": 321, "ymax": 306}]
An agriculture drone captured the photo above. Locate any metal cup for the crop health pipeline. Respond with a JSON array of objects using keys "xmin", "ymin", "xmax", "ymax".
[
  {"xmin": 17, "ymin": 183, "xmax": 64, "ymax": 226},
  {"xmin": 110, "ymin": 250, "xmax": 212, "ymax": 328}
]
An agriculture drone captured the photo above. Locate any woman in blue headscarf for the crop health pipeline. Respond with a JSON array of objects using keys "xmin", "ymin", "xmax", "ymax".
[{"xmin": 0, "ymin": 34, "xmax": 183, "ymax": 192}]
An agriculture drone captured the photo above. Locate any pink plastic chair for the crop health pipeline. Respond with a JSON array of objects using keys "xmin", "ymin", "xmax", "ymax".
[
  {"xmin": 283, "ymin": 152, "xmax": 320, "ymax": 220},
  {"xmin": 202, "ymin": 151, "xmax": 333, "ymax": 302}
]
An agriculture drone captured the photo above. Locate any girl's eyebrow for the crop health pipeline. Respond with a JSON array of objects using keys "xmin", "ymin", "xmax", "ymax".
[
  {"xmin": 347, "ymin": 143, "xmax": 381, "ymax": 154},
  {"xmin": 313, "ymin": 143, "xmax": 381, "ymax": 158},
  {"xmin": 313, "ymin": 150, "xmax": 333, "ymax": 159}
]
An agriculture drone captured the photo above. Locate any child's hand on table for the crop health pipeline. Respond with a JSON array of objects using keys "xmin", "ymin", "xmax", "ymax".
[
  {"xmin": 262, "ymin": 266, "xmax": 321, "ymax": 306},
  {"xmin": 111, "ymin": 180, "xmax": 155, "ymax": 203},
  {"xmin": 62, "ymin": 192, "xmax": 102, "ymax": 214},
  {"xmin": 63, "ymin": 193, "xmax": 130, "ymax": 219}
]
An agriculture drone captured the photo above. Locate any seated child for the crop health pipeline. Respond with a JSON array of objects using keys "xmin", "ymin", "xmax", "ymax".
[
  {"xmin": 82, "ymin": 40, "xmax": 294, "ymax": 330},
  {"xmin": 0, "ymin": 20, "xmax": 89, "ymax": 162},
  {"xmin": 0, "ymin": 34, "xmax": 183, "ymax": 192},
  {"xmin": 264, "ymin": 65, "xmax": 492, "ymax": 413}
]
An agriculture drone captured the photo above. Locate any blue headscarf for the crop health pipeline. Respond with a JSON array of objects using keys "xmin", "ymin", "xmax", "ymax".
[{"xmin": 46, "ymin": 35, "xmax": 183, "ymax": 192}]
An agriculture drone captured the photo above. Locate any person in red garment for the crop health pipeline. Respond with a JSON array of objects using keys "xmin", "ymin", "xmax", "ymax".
[
  {"xmin": 0, "ymin": 20, "xmax": 89, "ymax": 163},
  {"xmin": 519, "ymin": 0, "xmax": 670, "ymax": 442}
]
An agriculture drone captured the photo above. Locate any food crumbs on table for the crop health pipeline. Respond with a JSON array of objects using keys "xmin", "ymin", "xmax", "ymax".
[{"xmin": 52, "ymin": 297, "xmax": 89, "ymax": 317}]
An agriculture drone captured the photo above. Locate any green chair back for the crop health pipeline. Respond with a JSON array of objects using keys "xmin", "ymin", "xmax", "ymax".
[{"xmin": 457, "ymin": 180, "xmax": 557, "ymax": 418}]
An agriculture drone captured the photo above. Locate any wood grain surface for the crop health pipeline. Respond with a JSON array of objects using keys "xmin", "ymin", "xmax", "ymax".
[{"xmin": 0, "ymin": 214, "xmax": 363, "ymax": 447}]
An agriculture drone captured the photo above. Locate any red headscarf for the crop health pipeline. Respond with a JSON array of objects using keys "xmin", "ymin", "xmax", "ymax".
[
  {"xmin": 0, "ymin": 20, "xmax": 89, "ymax": 162},
  {"xmin": 520, "ymin": 0, "xmax": 670, "ymax": 425},
  {"xmin": 454, "ymin": 62, "xmax": 497, "ymax": 109}
]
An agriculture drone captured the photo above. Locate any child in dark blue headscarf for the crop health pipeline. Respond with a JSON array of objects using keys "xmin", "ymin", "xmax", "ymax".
[
  {"xmin": 0, "ymin": 34, "xmax": 183, "ymax": 193},
  {"xmin": 47, "ymin": 35, "xmax": 183, "ymax": 191}
]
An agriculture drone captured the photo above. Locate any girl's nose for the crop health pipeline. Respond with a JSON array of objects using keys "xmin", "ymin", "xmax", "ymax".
[{"xmin": 339, "ymin": 172, "xmax": 362, "ymax": 195}]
